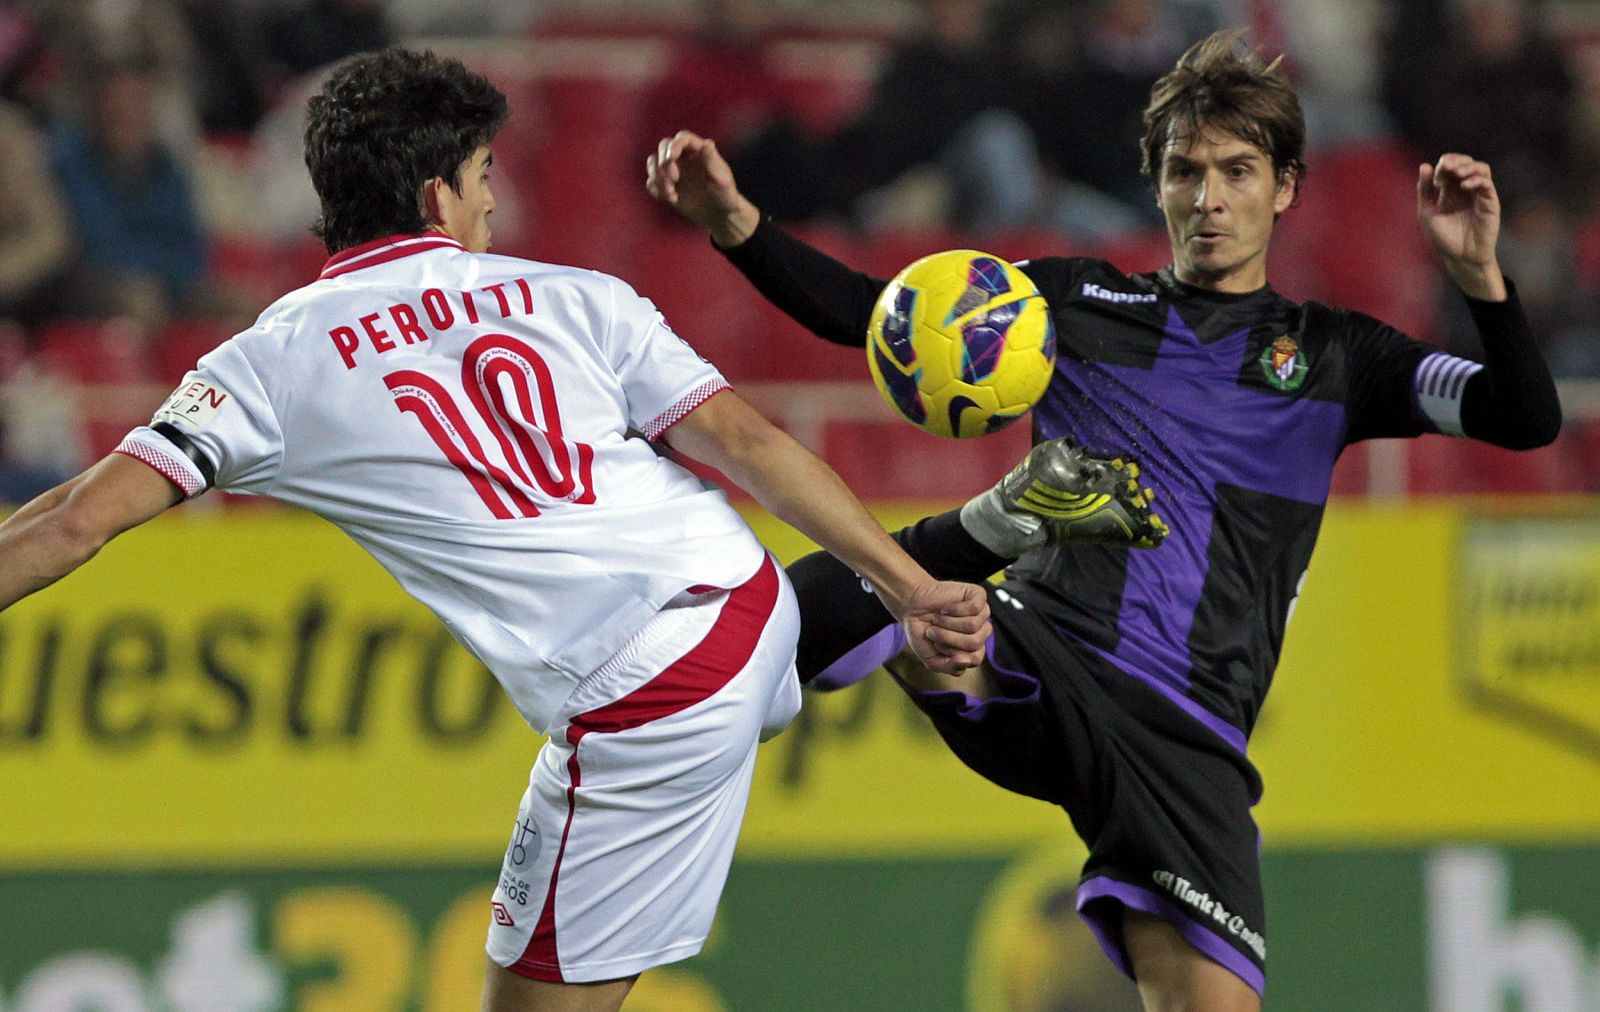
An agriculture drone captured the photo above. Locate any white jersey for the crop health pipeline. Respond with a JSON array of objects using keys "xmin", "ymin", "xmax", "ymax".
[{"xmin": 118, "ymin": 233, "xmax": 768, "ymax": 733}]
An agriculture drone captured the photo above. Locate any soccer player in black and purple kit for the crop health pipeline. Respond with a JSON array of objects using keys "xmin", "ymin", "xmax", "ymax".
[{"xmin": 647, "ymin": 31, "xmax": 1561, "ymax": 1011}]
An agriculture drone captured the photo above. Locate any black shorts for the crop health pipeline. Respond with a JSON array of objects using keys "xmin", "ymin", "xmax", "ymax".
[{"xmin": 889, "ymin": 590, "xmax": 1269, "ymax": 997}]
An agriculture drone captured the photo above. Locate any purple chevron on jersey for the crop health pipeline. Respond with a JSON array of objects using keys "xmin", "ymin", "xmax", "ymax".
[
  {"xmin": 873, "ymin": 339, "xmax": 927, "ymax": 424},
  {"xmin": 1033, "ymin": 306, "xmax": 1347, "ymax": 727},
  {"xmin": 881, "ymin": 286, "xmax": 919, "ymax": 368},
  {"xmin": 960, "ymin": 301, "xmax": 1020, "ymax": 383}
]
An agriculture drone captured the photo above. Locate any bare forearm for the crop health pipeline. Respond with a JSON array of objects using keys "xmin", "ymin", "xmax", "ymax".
[
  {"xmin": 714, "ymin": 429, "xmax": 926, "ymax": 613},
  {"xmin": 0, "ymin": 455, "xmax": 183, "ymax": 611},
  {"xmin": 1446, "ymin": 258, "xmax": 1507, "ymax": 302},
  {"xmin": 0, "ymin": 482, "xmax": 102, "ymax": 609},
  {"xmin": 707, "ymin": 195, "xmax": 761, "ymax": 249}
]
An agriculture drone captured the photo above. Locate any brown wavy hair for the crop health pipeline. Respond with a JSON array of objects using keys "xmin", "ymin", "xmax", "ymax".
[{"xmin": 1140, "ymin": 30, "xmax": 1307, "ymax": 199}]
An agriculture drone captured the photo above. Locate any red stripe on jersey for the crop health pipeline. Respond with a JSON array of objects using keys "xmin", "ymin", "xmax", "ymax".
[
  {"xmin": 642, "ymin": 381, "xmax": 730, "ymax": 442},
  {"xmin": 319, "ymin": 234, "xmax": 465, "ymax": 280},
  {"xmin": 511, "ymin": 555, "xmax": 779, "ymax": 981},
  {"xmin": 114, "ymin": 444, "xmax": 202, "ymax": 498}
]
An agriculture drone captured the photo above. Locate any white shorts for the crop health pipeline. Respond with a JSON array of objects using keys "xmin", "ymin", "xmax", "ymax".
[{"xmin": 486, "ymin": 554, "xmax": 801, "ymax": 983}]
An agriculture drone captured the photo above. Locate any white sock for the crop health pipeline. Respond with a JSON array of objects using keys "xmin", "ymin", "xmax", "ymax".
[{"xmin": 959, "ymin": 486, "xmax": 1043, "ymax": 558}]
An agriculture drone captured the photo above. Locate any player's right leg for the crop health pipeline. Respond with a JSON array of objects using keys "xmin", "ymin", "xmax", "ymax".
[
  {"xmin": 792, "ymin": 435, "xmax": 1165, "ymax": 694},
  {"xmin": 1123, "ymin": 912, "xmax": 1261, "ymax": 1012}
]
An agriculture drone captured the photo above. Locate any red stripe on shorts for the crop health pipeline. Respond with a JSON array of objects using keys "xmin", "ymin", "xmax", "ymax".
[{"xmin": 512, "ymin": 555, "xmax": 779, "ymax": 981}]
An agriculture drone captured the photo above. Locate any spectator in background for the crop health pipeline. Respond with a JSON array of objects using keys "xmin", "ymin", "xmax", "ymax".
[
  {"xmin": 0, "ymin": 100, "xmax": 71, "ymax": 327},
  {"xmin": 640, "ymin": 0, "xmax": 829, "ymax": 222},
  {"xmin": 826, "ymin": 0, "xmax": 1047, "ymax": 232},
  {"xmin": 1383, "ymin": 0, "xmax": 1598, "ymax": 377},
  {"xmin": 386, "ymin": 0, "xmax": 540, "ymax": 38},
  {"xmin": 1440, "ymin": 167, "xmax": 1600, "ymax": 378},
  {"xmin": 49, "ymin": 56, "xmax": 207, "ymax": 323},
  {"xmin": 1024, "ymin": 0, "xmax": 1223, "ymax": 231},
  {"xmin": 264, "ymin": 0, "xmax": 390, "ymax": 85},
  {"xmin": 178, "ymin": 0, "xmax": 272, "ymax": 134},
  {"xmin": 0, "ymin": 324, "xmax": 88, "ymax": 506},
  {"xmin": 33, "ymin": 0, "xmax": 203, "ymax": 156},
  {"xmin": 1383, "ymin": 0, "xmax": 1579, "ymax": 210},
  {"xmin": 1272, "ymin": 0, "xmax": 1389, "ymax": 143}
]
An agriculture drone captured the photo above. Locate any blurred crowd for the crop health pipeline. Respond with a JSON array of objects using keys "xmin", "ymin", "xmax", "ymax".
[{"xmin": 0, "ymin": 0, "xmax": 1596, "ymax": 504}]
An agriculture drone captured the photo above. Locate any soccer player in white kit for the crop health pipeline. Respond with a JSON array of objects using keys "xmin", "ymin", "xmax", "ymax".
[{"xmin": 0, "ymin": 50, "xmax": 993, "ymax": 1011}]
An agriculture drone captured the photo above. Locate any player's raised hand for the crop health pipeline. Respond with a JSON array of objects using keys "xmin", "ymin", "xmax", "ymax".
[
  {"xmin": 899, "ymin": 580, "xmax": 992, "ymax": 674},
  {"xmin": 1417, "ymin": 153, "xmax": 1507, "ymax": 301},
  {"xmin": 645, "ymin": 130, "xmax": 761, "ymax": 247}
]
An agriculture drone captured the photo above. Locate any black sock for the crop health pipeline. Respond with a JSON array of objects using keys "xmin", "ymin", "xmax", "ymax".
[
  {"xmin": 892, "ymin": 508, "xmax": 1008, "ymax": 581},
  {"xmin": 789, "ymin": 549, "xmax": 892, "ymax": 682},
  {"xmin": 788, "ymin": 508, "xmax": 1005, "ymax": 683}
]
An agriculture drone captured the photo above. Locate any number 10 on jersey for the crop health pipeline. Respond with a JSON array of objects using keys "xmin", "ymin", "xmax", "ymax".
[{"xmin": 384, "ymin": 334, "xmax": 595, "ymax": 518}]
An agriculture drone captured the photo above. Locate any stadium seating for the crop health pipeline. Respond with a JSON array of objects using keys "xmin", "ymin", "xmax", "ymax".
[{"xmin": 23, "ymin": 26, "xmax": 1589, "ymax": 504}]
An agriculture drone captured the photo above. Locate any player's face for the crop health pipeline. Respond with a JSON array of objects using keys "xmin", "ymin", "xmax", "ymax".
[
  {"xmin": 1155, "ymin": 128, "xmax": 1295, "ymax": 293},
  {"xmin": 434, "ymin": 146, "xmax": 496, "ymax": 253}
]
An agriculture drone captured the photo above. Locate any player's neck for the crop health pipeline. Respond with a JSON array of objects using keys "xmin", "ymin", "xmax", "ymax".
[{"xmin": 1171, "ymin": 261, "xmax": 1270, "ymax": 295}]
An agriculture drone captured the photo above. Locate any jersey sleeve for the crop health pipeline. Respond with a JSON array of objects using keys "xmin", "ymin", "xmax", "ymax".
[
  {"xmin": 716, "ymin": 218, "xmax": 888, "ymax": 347},
  {"xmin": 600, "ymin": 274, "xmax": 729, "ymax": 441},
  {"xmin": 1341, "ymin": 282, "xmax": 1561, "ymax": 448},
  {"xmin": 1339, "ymin": 308, "xmax": 1441, "ymax": 443},
  {"xmin": 116, "ymin": 338, "xmax": 285, "ymax": 496},
  {"xmin": 1012, "ymin": 256, "xmax": 1081, "ymax": 308}
]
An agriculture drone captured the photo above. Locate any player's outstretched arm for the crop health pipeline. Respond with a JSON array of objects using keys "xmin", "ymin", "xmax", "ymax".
[
  {"xmin": 646, "ymin": 130, "xmax": 886, "ymax": 347},
  {"xmin": 646, "ymin": 130, "xmax": 762, "ymax": 248},
  {"xmin": 1415, "ymin": 154, "xmax": 1561, "ymax": 449},
  {"xmin": 1416, "ymin": 153, "xmax": 1506, "ymax": 301},
  {"xmin": 665, "ymin": 390, "xmax": 991, "ymax": 673},
  {"xmin": 0, "ymin": 454, "xmax": 183, "ymax": 611}
]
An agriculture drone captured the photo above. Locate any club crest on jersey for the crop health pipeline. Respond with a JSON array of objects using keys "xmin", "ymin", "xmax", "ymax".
[{"xmin": 1260, "ymin": 335, "xmax": 1308, "ymax": 391}]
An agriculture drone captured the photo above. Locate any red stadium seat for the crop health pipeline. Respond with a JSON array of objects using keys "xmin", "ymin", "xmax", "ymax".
[
  {"xmin": 821, "ymin": 418, "xmax": 1031, "ymax": 501},
  {"xmin": 1407, "ymin": 435, "xmax": 1570, "ymax": 496},
  {"xmin": 154, "ymin": 318, "xmax": 235, "ymax": 384},
  {"xmin": 36, "ymin": 319, "xmax": 156, "ymax": 384}
]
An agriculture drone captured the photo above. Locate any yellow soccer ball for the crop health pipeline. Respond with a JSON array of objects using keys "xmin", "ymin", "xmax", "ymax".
[{"xmin": 866, "ymin": 249, "xmax": 1055, "ymax": 439}]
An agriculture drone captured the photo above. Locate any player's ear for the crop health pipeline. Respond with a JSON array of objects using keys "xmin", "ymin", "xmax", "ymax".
[
  {"xmin": 419, "ymin": 176, "xmax": 447, "ymax": 227},
  {"xmin": 1273, "ymin": 165, "xmax": 1298, "ymax": 213}
]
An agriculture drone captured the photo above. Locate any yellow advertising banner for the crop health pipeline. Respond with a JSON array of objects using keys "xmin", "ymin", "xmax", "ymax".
[{"xmin": 1, "ymin": 501, "xmax": 1598, "ymax": 867}]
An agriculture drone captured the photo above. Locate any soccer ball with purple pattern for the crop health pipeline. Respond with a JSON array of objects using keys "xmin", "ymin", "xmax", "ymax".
[{"xmin": 866, "ymin": 249, "xmax": 1055, "ymax": 438}]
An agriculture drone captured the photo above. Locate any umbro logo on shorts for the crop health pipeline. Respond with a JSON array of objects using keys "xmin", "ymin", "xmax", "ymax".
[{"xmin": 492, "ymin": 902, "xmax": 516, "ymax": 927}]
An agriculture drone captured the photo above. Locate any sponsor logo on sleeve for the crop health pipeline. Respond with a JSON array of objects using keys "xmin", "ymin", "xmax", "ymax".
[{"xmin": 154, "ymin": 379, "xmax": 231, "ymax": 430}]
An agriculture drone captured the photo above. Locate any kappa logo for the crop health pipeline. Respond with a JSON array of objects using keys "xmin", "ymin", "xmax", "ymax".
[
  {"xmin": 492, "ymin": 902, "xmax": 516, "ymax": 927},
  {"xmin": 1260, "ymin": 335, "xmax": 1309, "ymax": 391},
  {"xmin": 1082, "ymin": 283, "xmax": 1157, "ymax": 305}
]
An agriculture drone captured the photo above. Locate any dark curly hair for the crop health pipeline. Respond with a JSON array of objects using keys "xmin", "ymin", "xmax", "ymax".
[
  {"xmin": 1140, "ymin": 30, "xmax": 1307, "ymax": 199},
  {"xmin": 304, "ymin": 48, "xmax": 508, "ymax": 253}
]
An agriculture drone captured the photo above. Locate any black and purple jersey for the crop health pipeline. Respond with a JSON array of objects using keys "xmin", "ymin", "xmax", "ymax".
[
  {"xmin": 1004, "ymin": 256, "xmax": 1440, "ymax": 749},
  {"xmin": 719, "ymin": 219, "xmax": 1559, "ymax": 751}
]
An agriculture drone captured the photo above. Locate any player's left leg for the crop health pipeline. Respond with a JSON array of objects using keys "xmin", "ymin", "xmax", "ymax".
[
  {"xmin": 482, "ymin": 556, "xmax": 802, "ymax": 1001},
  {"xmin": 480, "ymin": 963, "xmax": 636, "ymax": 1012}
]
